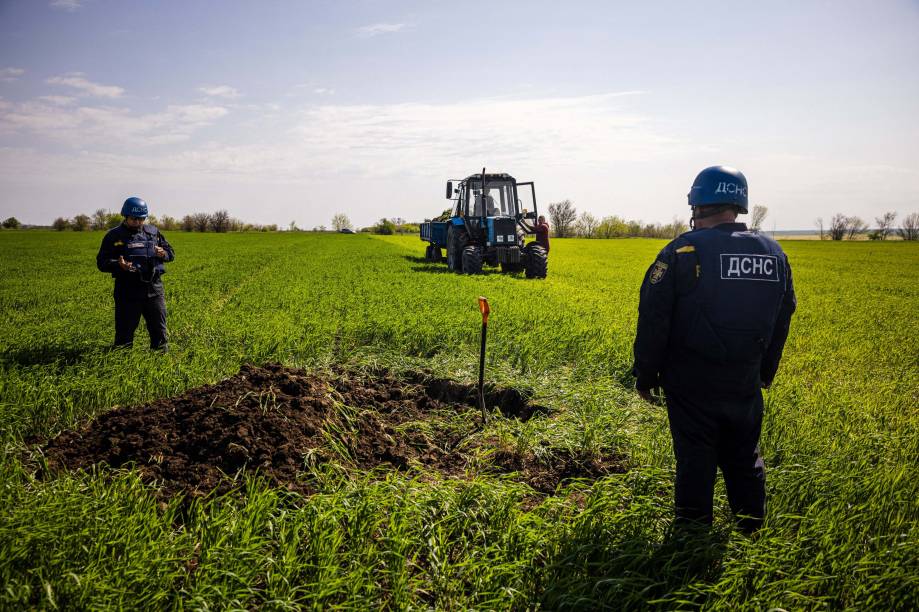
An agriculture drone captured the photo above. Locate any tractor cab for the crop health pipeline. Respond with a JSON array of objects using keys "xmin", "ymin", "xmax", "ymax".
[{"xmin": 446, "ymin": 172, "xmax": 538, "ymax": 250}]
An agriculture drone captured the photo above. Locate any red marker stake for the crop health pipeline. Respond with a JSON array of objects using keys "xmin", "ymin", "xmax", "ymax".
[{"xmin": 478, "ymin": 296, "xmax": 490, "ymax": 423}]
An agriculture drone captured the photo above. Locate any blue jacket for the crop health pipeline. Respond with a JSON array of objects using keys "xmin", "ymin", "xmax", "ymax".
[{"xmin": 633, "ymin": 223, "xmax": 796, "ymax": 398}]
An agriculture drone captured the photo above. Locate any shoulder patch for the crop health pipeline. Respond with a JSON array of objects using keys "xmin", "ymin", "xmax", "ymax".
[
  {"xmin": 113, "ymin": 240, "xmax": 124, "ymax": 246},
  {"xmin": 675, "ymin": 245, "xmax": 695, "ymax": 254},
  {"xmin": 649, "ymin": 260, "xmax": 669, "ymax": 284}
]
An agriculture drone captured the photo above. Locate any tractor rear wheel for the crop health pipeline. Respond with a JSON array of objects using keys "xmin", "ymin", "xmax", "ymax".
[
  {"xmin": 524, "ymin": 244, "xmax": 548, "ymax": 279},
  {"xmin": 446, "ymin": 226, "xmax": 467, "ymax": 272},
  {"xmin": 462, "ymin": 245, "xmax": 484, "ymax": 274}
]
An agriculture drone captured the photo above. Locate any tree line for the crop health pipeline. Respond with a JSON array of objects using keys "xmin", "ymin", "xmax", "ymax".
[
  {"xmin": 815, "ymin": 211, "xmax": 918, "ymax": 241},
  {"xmin": 0, "ymin": 210, "xmax": 279, "ymax": 232}
]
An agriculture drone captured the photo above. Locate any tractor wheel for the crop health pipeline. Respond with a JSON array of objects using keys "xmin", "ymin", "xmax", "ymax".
[
  {"xmin": 462, "ymin": 245, "xmax": 484, "ymax": 274},
  {"xmin": 524, "ymin": 245, "xmax": 548, "ymax": 279},
  {"xmin": 446, "ymin": 226, "xmax": 467, "ymax": 272}
]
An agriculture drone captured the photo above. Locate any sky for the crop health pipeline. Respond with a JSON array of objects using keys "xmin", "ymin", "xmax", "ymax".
[{"xmin": 1, "ymin": 0, "xmax": 918, "ymax": 230}]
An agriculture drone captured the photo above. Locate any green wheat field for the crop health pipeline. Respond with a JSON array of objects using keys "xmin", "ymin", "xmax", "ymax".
[{"xmin": 1, "ymin": 231, "xmax": 917, "ymax": 610}]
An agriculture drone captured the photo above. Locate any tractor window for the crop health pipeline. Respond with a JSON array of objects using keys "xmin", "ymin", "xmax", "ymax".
[{"xmin": 466, "ymin": 182, "xmax": 517, "ymax": 217}]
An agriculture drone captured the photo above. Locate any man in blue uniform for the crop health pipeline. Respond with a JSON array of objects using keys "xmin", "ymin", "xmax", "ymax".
[
  {"xmin": 96, "ymin": 197, "xmax": 175, "ymax": 350},
  {"xmin": 632, "ymin": 166, "xmax": 796, "ymax": 533}
]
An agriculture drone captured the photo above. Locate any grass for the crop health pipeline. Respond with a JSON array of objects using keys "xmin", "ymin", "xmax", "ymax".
[{"xmin": 0, "ymin": 230, "xmax": 917, "ymax": 609}]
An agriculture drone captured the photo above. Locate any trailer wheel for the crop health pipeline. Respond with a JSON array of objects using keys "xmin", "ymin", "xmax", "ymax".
[
  {"xmin": 446, "ymin": 226, "xmax": 467, "ymax": 272},
  {"xmin": 425, "ymin": 244, "xmax": 443, "ymax": 262},
  {"xmin": 524, "ymin": 244, "xmax": 548, "ymax": 279},
  {"xmin": 462, "ymin": 245, "xmax": 484, "ymax": 274}
]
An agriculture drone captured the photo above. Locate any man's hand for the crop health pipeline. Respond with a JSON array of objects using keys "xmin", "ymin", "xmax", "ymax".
[
  {"xmin": 637, "ymin": 388, "xmax": 655, "ymax": 402},
  {"xmin": 154, "ymin": 246, "xmax": 167, "ymax": 259},
  {"xmin": 118, "ymin": 255, "xmax": 135, "ymax": 271}
]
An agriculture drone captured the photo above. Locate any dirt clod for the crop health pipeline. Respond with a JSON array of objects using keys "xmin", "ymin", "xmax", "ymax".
[{"xmin": 39, "ymin": 364, "xmax": 626, "ymax": 497}]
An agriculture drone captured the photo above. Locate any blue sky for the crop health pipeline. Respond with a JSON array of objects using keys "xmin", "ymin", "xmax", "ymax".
[{"xmin": 1, "ymin": 0, "xmax": 917, "ymax": 229}]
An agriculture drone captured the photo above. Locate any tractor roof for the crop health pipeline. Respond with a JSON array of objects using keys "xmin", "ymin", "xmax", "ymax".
[{"xmin": 462, "ymin": 172, "xmax": 516, "ymax": 183}]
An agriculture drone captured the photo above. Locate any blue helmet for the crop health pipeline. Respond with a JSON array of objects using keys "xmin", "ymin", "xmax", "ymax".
[
  {"xmin": 687, "ymin": 166, "xmax": 748, "ymax": 213},
  {"xmin": 121, "ymin": 197, "xmax": 148, "ymax": 218}
]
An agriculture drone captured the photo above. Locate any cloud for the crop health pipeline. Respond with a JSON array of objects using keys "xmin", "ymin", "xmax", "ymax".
[
  {"xmin": 0, "ymin": 99, "xmax": 228, "ymax": 146},
  {"xmin": 46, "ymin": 73, "xmax": 124, "ymax": 98},
  {"xmin": 0, "ymin": 68, "xmax": 25, "ymax": 82},
  {"xmin": 198, "ymin": 85, "xmax": 241, "ymax": 99},
  {"xmin": 50, "ymin": 0, "xmax": 84, "ymax": 11},
  {"xmin": 0, "ymin": 91, "xmax": 667, "ymax": 182},
  {"xmin": 37, "ymin": 95, "xmax": 77, "ymax": 106},
  {"xmin": 313, "ymin": 88, "xmax": 335, "ymax": 95},
  {"xmin": 355, "ymin": 23, "xmax": 407, "ymax": 38}
]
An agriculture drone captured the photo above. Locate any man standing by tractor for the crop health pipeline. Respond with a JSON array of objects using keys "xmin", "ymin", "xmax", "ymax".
[
  {"xmin": 96, "ymin": 197, "xmax": 175, "ymax": 351},
  {"xmin": 535, "ymin": 215, "xmax": 550, "ymax": 252},
  {"xmin": 632, "ymin": 166, "xmax": 796, "ymax": 534}
]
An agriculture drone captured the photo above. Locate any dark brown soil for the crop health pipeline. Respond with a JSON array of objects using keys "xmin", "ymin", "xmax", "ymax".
[{"xmin": 38, "ymin": 364, "xmax": 627, "ymax": 497}]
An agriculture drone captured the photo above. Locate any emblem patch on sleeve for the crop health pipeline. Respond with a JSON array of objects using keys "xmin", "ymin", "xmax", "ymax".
[{"xmin": 649, "ymin": 260, "xmax": 668, "ymax": 284}]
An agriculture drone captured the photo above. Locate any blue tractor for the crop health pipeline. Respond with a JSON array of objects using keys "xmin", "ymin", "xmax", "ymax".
[{"xmin": 419, "ymin": 170, "xmax": 548, "ymax": 278}]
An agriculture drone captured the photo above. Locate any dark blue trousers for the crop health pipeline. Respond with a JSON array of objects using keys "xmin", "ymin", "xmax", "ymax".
[
  {"xmin": 665, "ymin": 388, "xmax": 765, "ymax": 533},
  {"xmin": 114, "ymin": 282, "xmax": 168, "ymax": 350}
]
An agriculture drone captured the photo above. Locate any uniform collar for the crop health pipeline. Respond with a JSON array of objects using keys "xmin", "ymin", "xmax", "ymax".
[{"xmin": 712, "ymin": 222, "xmax": 748, "ymax": 232}]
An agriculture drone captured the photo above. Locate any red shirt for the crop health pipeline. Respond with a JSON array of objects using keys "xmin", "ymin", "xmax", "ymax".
[{"xmin": 535, "ymin": 222, "xmax": 550, "ymax": 252}]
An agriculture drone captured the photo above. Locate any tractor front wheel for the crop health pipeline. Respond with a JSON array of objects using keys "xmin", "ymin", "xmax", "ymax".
[
  {"xmin": 462, "ymin": 245, "xmax": 484, "ymax": 274},
  {"xmin": 524, "ymin": 244, "xmax": 548, "ymax": 279}
]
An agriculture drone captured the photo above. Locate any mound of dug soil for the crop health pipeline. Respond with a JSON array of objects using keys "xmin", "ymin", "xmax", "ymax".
[{"xmin": 40, "ymin": 364, "xmax": 626, "ymax": 496}]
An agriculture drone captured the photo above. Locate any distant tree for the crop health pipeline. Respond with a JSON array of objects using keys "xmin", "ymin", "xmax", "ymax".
[
  {"xmin": 828, "ymin": 214, "xmax": 847, "ymax": 240},
  {"xmin": 899, "ymin": 212, "xmax": 919, "ymax": 241},
  {"xmin": 575, "ymin": 212, "xmax": 599, "ymax": 238},
  {"xmin": 750, "ymin": 205, "xmax": 768, "ymax": 232},
  {"xmin": 815, "ymin": 217, "xmax": 825, "ymax": 240},
  {"xmin": 288, "ymin": 220, "xmax": 299, "ymax": 232},
  {"xmin": 874, "ymin": 211, "xmax": 897, "ymax": 240},
  {"xmin": 668, "ymin": 216, "xmax": 689, "ymax": 238},
  {"xmin": 191, "ymin": 212, "xmax": 211, "ymax": 232},
  {"xmin": 373, "ymin": 218, "xmax": 396, "ymax": 235},
  {"xmin": 91, "ymin": 208, "xmax": 109, "ymax": 230},
  {"xmin": 1, "ymin": 217, "xmax": 20, "ymax": 229},
  {"xmin": 72, "ymin": 214, "xmax": 91, "ymax": 231},
  {"xmin": 331, "ymin": 213, "xmax": 353, "ymax": 232},
  {"xmin": 845, "ymin": 216, "xmax": 867, "ymax": 240},
  {"xmin": 159, "ymin": 215, "xmax": 178, "ymax": 231},
  {"xmin": 548, "ymin": 199, "xmax": 577, "ymax": 237},
  {"xmin": 52, "ymin": 217, "xmax": 70, "ymax": 231},
  {"xmin": 210, "ymin": 209, "xmax": 230, "ymax": 233},
  {"xmin": 597, "ymin": 215, "xmax": 627, "ymax": 238},
  {"xmin": 180, "ymin": 215, "xmax": 195, "ymax": 232}
]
